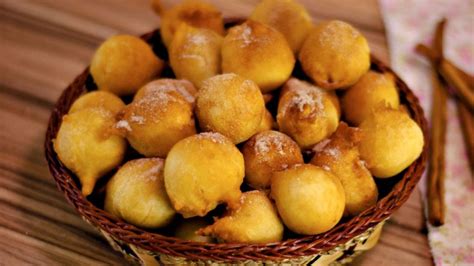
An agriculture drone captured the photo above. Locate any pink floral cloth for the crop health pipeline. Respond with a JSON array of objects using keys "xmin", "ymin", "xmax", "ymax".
[{"xmin": 379, "ymin": 0, "xmax": 474, "ymax": 265}]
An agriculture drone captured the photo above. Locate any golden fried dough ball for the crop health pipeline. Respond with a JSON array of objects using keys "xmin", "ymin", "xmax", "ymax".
[
  {"xmin": 271, "ymin": 164, "xmax": 345, "ymax": 235},
  {"xmin": 277, "ymin": 78, "xmax": 340, "ymax": 149},
  {"xmin": 134, "ymin": 78, "xmax": 197, "ymax": 105},
  {"xmin": 310, "ymin": 123, "xmax": 378, "ymax": 216},
  {"xmin": 359, "ymin": 107, "xmax": 424, "ymax": 178},
  {"xmin": 164, "ymin": 132, "xmax": 244, "ymax": 218},
  {"xmin": 169, "ymin": 24, "xmax": 223, "ymax": 88},
  {"xmin": 160, "ymin": 0, "xmax": 224, "ymax": 48},
  {"xmin": 342, "ymin": 71, "xmax": 400, "ymax": 125},
  {"xmin": 221, "ymin": 20, "xmax": 295, "ymax": 93},
  {"xmin": 117, "ymin": 88, "xmax": 196, "ymax": 157},
  {"xmin": 256, "ymin": 109, "xmax": 275, "ymax": 133},
  {"xmin": 242, "ymin": 130, "xmax": 303, "ymax": 189},
  {"xmin": 69, "ymin": 91, "xmax": 125, "ymax": 115},
  {"xmin": 196, "ymin": 74, "xmax": 265, "ymax": 144},
  {"xmin": 90, "ymin": 35, "xmax": 164, "ymax": 96},
  {"xmin": 174, "ymin": 218, "xmax": 213, "ymax": 243},
  {"xmin": 249, "ymin": 0, "xmax": 312, "ymax": 53},
  {"xmin": 105, "ymin": 158, "xmax": 175, "ymax": 228},
  {"xmin": 199, "ymin": 191, "xmax": 283, "ymax": 243},
  {"xmin": 54, "ymin": 108, "xmax": 126, "ymax": 196},
  {"xmin": 299, "ymin": 20, "xmax": 370, "ymax": 90}
]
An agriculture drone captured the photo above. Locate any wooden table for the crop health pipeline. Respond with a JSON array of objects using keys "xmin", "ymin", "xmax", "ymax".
[{"xmin": 0, "ymin": 0, "xmax": 433, "ymax": 264}]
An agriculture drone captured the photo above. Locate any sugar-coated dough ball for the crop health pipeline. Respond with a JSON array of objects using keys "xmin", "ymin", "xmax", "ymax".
[
  {"xmin": 169, "ymin": 24, "xmax": 223, "ymax": 88},
  {"xmin": 105, "ymin": 158, "xmax": 175, "ymax": 228},
  {"xmin": 69, "ymin": 91, "xmax": 125, "ymax": 115},
  {"xmin": 117, "ymin": 88, "xmax": 196, "ymax": 157},
  {"xmin": 221, "ymin": 20, "xmax": 295, "ymax": 93},
  {"xmin": 311, "ymin": 123, "xmax": 378, "ymax": 216},
  {"xmin": 160, "ymin": 0, "xmax": 224, "ymax": 48},
  {"xmin": 174, "ymin": 218, "xmax": 213, "ymax": 243},
  {"xmin": 359, "ymin": 107, "xmax": 424, "ymax": 178},
  {"xmin": 271, "ymin": 164, "xmax": 345, "ymax": 235},
  {"xmin": 256, "ymin": 109, "xmax": 275, "ymax": 133},
  {"xmin": 54, "ymin": 108, "xmax": 126, "ymax": 196},
  {"xmin": 90, "ymin": 35, "xmax": 164, "ymax": 96},
  {"xmin": 249, "ymin": 0, "xmax": 312, "ymax": 53},
  {"xmin": 196, "ymin": 74, "xmax": 265, "ymax": 144},
  {"xmin": 199, "ymin": 191, "xmax": 283, "ymax": 243},
  {"xmin": 164, "ymin": 132, "xmax": 244, "ymax": 218},
  {"xmin": 342, "ymin": 71, "xmax": 400, "ymax": 125},
  {"xmin": 134, "ymin": 78, "xmax": 197, "ymax": 105},
  {"xmin": 242, "ymin": 130, "xmax": 303, "ymax": 189},
  {"xmin": 277, "ymin": 78, "xmax": 340, "ymax": 149},
  {"xmin": 299, "ymin": 20, "xmax": 370, "ymax": 90}
]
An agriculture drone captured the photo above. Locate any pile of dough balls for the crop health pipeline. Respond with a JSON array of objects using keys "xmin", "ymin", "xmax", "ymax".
[{"xmin": 53, "ymin": 0, "xmax": 424, "ymax": 244}]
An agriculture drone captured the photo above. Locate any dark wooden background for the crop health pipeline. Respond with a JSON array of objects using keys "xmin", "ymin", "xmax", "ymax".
[{"xmin": 0, "ymin": 0, "xmax": 432, "ymax": 264}]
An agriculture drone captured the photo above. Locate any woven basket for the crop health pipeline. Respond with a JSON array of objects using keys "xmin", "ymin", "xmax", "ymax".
[{"xmin": 44, "ymin": 19, "xmax": 428, "ymax": 265}]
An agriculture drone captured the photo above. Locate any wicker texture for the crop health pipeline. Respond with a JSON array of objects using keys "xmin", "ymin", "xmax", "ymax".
[{"xmin": 44, "ymin": 22, "xmax": 428, "ymax": 263}]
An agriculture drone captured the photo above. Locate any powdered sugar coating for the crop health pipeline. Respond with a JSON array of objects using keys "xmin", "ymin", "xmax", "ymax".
[
  {"xmin": 131, "ymin": 158, "xmax": 164, "ymax": 182},
  {"xmin": 280, "ymin": 78, "xmax": 326, "ymax": 118},
  {"xmin": 254, "ymin": 134, "xmax": 287, "ymax": 157},
  {"xmin": 130, "ymin": 115, "xmax": 145, "ymax": 124},
  {"xmin": 318, "ymin": 20, "xmax": 361, "ymax": 52},
  {"xmin": 140, "ymin": 79, "xmax": 196, "ymax": 104},
  {"xmin": 197, "ymin": 132, "xmax": 228, "ymax": 144},
  {"xmin": 188, "ymin": 33, "xmax": 208, "ymax": 45},
  {"xmin": 324, "ymin": 147, "xmax": 341, "ymax": 158},
  {"xmin": 116, "ymin": 120, "xmax": 132, "ymax": 132},
  {"xmin": 240, "ymin": 24, "xmax": 254, "ymax": 47}
]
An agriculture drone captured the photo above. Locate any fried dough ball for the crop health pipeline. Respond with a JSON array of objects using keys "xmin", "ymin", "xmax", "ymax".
[
  {"xmin": 342, "ymin": 71, "xmax": 400, "ymax": 125},
  {"xmin": 117, "ymin": 88, "xmax": 196, "ymax": 157},
  {"xmin": 90, "ymin": 35, "xmax": 164, "ymax": 96},
  {"xmin": 277, "ymin": 78, "xmax": 340, "ymax": 149},
  {"xmin": 160, "ymin": 0, "xmax": 224, "ymax": 48},
  {"xmin": 242, "ymin": 130, "xmax": 303, "ymax": 189},
  {"xmin": 134, "ymin": 78, "xmax": 197, "ymax": 105},
  {"xmin": 359, "ymin": 107, "xmax": 424, "ymax": 178},
  {"xmin": 310, "ymin": 123, "xmax": 378, "ymax": 216},
  {"xmin": 105, "ymin": 158, "xmax": 175, "ymax": 228},
  {"xmin": 299, "ymin": 20, "xmax": 370, "ymax": 90},
  {"xmin": 199, "ymin": 191, "xmax": 283, "ymax": 243},
  {"xmin": 271, "ymin": 164, "xmax": 345, "ymax": 235},
  {"xmin": 169, "ymin": 24, "xmax": 223, "ymax": 88},
  {"xmin": 54, "ymin": 108, "xmax": 126, "ymax": 196},
  {"xmin": 249, "ymin": 0, "xmax": 312, "ymax": 53},
  {"xmin": 221, "ymin": 20, "xmax": 295, "ymax": 93},
  {"xmin": 256, "ymin": 109, "xmax": 275, "ymax": 133},
  {"xmin": 164, "ymin": 132, "xmax": 244, "ymax": 217},
  {"xmin": 69, "ymin": 91, "xmax": 125, "ymax": 115},
  {"xmin": 174, "ymin": 218, "xmax": 213, "ymax": 243},
  {"xmin": 196, "ymin": 74, "xmax": 265, "ymax": 144}
]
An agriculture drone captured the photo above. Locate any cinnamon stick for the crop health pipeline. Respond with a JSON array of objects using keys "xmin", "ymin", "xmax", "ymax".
[
  {"xmin": 427, "ymin": 68, "xmax": 447, "ymax": 226},
  {"xmin": 457, "ymin": 102, "xmax": 474, "ymax": 173},
  {"xmin": 416, "ymin": 44, "xmax": 474, "ymax": 111},
  {"xmin": 439, "ymin": 60, "xmax": 474, "ymax": 110},
  {"xmin": 417, "ymin": 19, "xmax": 448, "ymax": 226},
  {"xmin": 447, "ymin": 61, "xmax": 474, "ymax": 89},
  {"xmin": 433, "ymin": 18, "xmax": 446, "ymax": 63}
]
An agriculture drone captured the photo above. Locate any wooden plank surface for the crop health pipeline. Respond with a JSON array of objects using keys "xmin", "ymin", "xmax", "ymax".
[{"xmin": 0, "ymin": 0, "xmax": 432, "ymax": 265}]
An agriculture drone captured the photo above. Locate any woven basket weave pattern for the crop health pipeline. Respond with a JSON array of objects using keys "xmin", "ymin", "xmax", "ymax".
[{"xmin": 44, "ymin": 22, "xmax": 428, "ymax": 264}]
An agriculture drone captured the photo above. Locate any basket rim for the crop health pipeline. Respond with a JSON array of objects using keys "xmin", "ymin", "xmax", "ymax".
[{"xmin": 44, "ymin": 21, "xmax": 429, "ymax": 263}]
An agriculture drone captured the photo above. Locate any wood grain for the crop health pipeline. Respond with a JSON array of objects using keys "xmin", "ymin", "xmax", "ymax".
[{"xmin": 0, "ymin": 0, "xmax": 432, "ymax": 264}]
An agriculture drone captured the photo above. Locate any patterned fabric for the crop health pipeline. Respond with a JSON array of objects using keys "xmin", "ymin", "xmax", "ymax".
[{"xmin": 379, "ymin": 0, "xmax": 474, "ymax": 265}]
